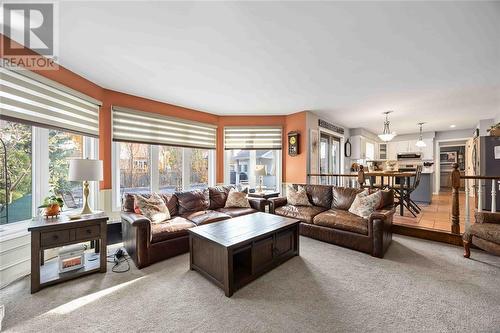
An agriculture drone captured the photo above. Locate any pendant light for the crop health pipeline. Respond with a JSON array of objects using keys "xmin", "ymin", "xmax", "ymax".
[
  {"xmin": 415, "ymin": 122, "xmax": 426, "ymax": 147},
  {"xmin": 377, "ymin": 111, "xmax": 396, "ymax": 142}
]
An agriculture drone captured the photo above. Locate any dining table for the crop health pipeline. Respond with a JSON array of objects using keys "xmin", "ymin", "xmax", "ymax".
[{"xmin": 362, "ymin": 170, "xmax": 418, "ymax": 217}]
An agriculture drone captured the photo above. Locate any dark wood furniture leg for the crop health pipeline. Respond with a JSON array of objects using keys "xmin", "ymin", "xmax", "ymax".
[
  {"xmin": 99, "ymin": 219, "xmax": 107, "ymax": 273},
  {"xmin": 463, "ymin": 240, "xmax": 471, "ymax": 258},
  {"xmin": 30, "ymin": 231, "xmax": 41, "ymax": 294}
]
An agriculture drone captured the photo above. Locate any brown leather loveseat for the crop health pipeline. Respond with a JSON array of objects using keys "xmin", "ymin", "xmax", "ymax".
[
  {"xmin": 122, "ymin": 186, "xmax": 266, "ymax": 268},
  {"xmin": 269, "ymin": 185, "xmax": 394, "ymax": 258}
]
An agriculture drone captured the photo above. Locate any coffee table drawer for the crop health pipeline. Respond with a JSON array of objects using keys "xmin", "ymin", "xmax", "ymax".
[
  {"xmin": 76, "ymin": 225, "xmax": 100, "ymax": 240},
  {"xmin": 41, "ymin": 230, "xmax": 70, "ymax": 247}
]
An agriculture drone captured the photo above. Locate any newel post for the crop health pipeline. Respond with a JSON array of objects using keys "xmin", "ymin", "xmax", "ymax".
[
  {"xmin": 451, "ymin": 163, "xmax": 461, "ymax": 234},
  {"xmin": 357, "ymin": 166, "xmax": 365, "ymax": 189}
]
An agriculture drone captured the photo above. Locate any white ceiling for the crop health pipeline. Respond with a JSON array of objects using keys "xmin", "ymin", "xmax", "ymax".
[{"xmin": 24, "ymin": 2, "xmax": 500, "ymax": 133}]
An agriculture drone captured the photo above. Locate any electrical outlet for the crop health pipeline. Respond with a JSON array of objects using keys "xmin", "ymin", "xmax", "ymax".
[{"xmin": 0, "ymin": 304, "xmax": 4, "ymax": 331}]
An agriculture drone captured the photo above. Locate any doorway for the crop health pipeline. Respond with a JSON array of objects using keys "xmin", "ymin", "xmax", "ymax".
[{"xmin": 319, "ymin": 133, "xmax": 341, "ymax": 184}]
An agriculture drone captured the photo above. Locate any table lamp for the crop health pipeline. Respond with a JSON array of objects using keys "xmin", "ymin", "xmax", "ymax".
[
  {"xmin": 68, "ymin": 158, "xmax": 103, "ymax": 215},
  {"xmin": 255, "ymin": 165, "xmax": 267, "ymax": 193}
]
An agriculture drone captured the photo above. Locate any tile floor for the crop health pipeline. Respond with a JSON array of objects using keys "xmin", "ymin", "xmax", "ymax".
[{"xmin": 393, "ymin": 191, "xmax": 475, "ymax": 232}]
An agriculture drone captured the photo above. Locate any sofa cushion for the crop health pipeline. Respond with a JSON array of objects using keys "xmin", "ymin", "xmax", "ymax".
[
  {"xmin": 209, "ymin": 185, "xmax": 233, "ymax": 209},
  {"xmin": 150, "ymin": 217, "xmax": 196, "ymax": 243},
  {"xmin": 466, "ymin": 223, "xmax": 500, "ymax": 245},
  {"xmin": 331, "ymin": 187, "xmax": 364, "ymax": 210},
  {"xmin": 313, "ymin": 208, "xmax": 368, "ymax": 235},
  {"xmin": 286, "ymin": 186, "xmax": 312, "ymax": 206},
  {"xmin": 300, "ymin": 185, "xmax": 333, "ymax": 208},
  {"xmin": 135, "ymin": 193, "xmax": 171, "ymax": 223},
  {"xmin": 349, "ymin": 190, "xmax": 382, "ymax": 218},
  {"xmin": 274, "ymin": 205, "xmax": 328, "ymax": 224},
  {"xmin": 176, "ymin": 189, "xmax": 209, "ymax": 214},
  {"xmin": 225, "ymin": 188, "xmax": 251, "ymax": 208},
  {"xmin": 181, "ymin": 210, "xmax": 232, "ymax": 226},
  {"xmin": 122, "ymin": 192, "xmax": 178, "ymax": 216},
  {"xmin": 216, "ymin": 207, "xmax": 257, "ymax": 218}
]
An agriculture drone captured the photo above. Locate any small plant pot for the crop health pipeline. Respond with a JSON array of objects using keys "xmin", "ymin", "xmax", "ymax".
[
  {"xmin": 489, "ymin": 128, "xmax": 500, "ymax": 137},
  {"xmin": 45, "ymin": 204, "xmax": 61, "ymax": 217}
]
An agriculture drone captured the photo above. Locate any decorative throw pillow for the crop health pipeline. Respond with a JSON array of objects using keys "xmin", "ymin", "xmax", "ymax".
[
  {"xmin": 135, "ymin": 193, "xmax": 171, "ymax": 224},
  {"xmin": 348, "ymin": 190, "xmax": 382, "ymax": 219},
  {"xmin": 286, "ymin": 186, "xmax": 312, "ymax": 206},
  {"xmin": 224, "ymin": 188, "xmax": 251, "ymax": 208}
]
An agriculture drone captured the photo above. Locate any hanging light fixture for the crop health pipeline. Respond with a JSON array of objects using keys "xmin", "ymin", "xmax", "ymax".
[
  {"xmin": 377, "ymin": 111, "xmax": 396, "ymax": 142},
  {"xmin": 416, "ymin": 122, "xmax": 426, "ymax": 147}
]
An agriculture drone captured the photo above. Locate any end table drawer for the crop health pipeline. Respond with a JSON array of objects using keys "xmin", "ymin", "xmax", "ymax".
[
  {"xmin": 76, "ymin": 225, "xmax": 100, "ymax": 240},
  {"xmin": 40, "ymin": 230, "xmax": 70, "ymax": 247}
]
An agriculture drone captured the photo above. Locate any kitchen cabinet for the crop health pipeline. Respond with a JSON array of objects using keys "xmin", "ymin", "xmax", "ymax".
[
  {"xmin": 349, "ymin": 135, "xmax": 366, "ymax": 160},
  {"xmin": 350, "ymin": 135, "xmax": 378, "ymax": 160},
  {"xmin": 386, "ymin": 139, "xmax": 433, "ymax": 159}
]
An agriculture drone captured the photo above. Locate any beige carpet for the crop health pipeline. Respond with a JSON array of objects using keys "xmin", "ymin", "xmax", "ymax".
[{"xmin": 1, "ymin": 235, "xmax": 500, "ymax": 333}]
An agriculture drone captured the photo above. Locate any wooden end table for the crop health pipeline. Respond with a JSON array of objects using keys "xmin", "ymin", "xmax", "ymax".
[{"xmin": 28, "ymin": 212, "xmax": 108, "ymax": 293}]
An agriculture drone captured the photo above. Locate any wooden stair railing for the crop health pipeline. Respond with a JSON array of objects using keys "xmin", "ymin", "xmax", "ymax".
[{"xmin": 451, "ymin": 163, "xmax": 500, "ymax": 235}]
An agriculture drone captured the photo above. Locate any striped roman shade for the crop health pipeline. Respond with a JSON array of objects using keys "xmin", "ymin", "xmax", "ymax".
[
  {"xmin": 0, "ymin": 67, "xmax": 101, "ymax": 137},
  {"xmin": 112, "ymin": 106, "xmax": 217, "ymax": 149},
  {"xmin": 224, "ymin": 126, "xmax": 282, "ymax": 150}
]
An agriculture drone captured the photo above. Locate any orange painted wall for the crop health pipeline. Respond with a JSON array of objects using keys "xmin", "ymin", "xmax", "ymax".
[
  {"xmin": 284, "ymin": 112, "xmax": 308, "ymax": 184},
  {"xmin": 1, "ymin": 34, "xmax": 309, "ymax": 189}
]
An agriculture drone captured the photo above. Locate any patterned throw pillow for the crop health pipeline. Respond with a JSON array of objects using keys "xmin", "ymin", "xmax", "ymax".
[
  {"xmin": 348, "ymin": 190, "xmax": 382, "ymax": 218},
  {"xmin": 135, "ymin": 193, "xmax": 171, "ymax": 224},
  {"xmin": 224, "ymin": 188, "xmax": 251, "ymax": 208},
  {"xmin": 286, "ymin": 186, "xmax": 312, "ymax": 206}
]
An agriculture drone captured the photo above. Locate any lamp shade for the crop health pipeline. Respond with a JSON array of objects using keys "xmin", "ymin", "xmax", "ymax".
[
  {"xmin": 68, "ymin": 159, "xmax": 103, "ymax": 182},
  {"xmin": 255, "ymin": 165, "xmax": 267, "ymax": 177}
]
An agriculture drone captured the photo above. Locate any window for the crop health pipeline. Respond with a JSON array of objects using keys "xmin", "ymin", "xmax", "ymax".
[
  {"xmin": 119, "ymin": 143, "xmax": 151, "ymax": 196},
  {"xmin": 0, "ymin": 119, "xmax": 98, "ymax": 225},
  {"xmin": 0, "ymin": 120, "xmax": 33, "ymax": 224},
  {"xmin": 189, "ymin": 148, "xmax": 209, "ymax": 191},
  {"xmin": 48, "ymin": 130, "xmax": 84, "ymax": 210},
  {"xmin": 113, "ymin": 143, "xmax": 215, "ymax": 209},
  {"xmin": 225, "ymin": 149, "xmax": 281, "ymax": 191},
  {"xmin": 158, "ymin": 146, "xmax": 182, "ymax": 193}
]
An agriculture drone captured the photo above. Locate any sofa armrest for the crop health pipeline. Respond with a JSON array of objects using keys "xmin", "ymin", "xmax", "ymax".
[
  {"xmin": 121, "ymin": 212, "xmax": 151, "ymax": 227},
  {"xmin": 475, "ymin": 211, "xmax": 500, "ymax": 224},
  {"xmin": 268, "ymin": 197, "xmax": 287, "ymax": 214},
  {"xmin": 369, "ymin": 208, "xmax": 395, "ymax": 258},
  {"xmin": 121, "ymin": 212, "xmax": 151, "ymax": 269},
  {"xmin": 248, "ymin": 197, "xmax": 267, "ymax": 212},
  {"xmin": 369, "ymin": 209, "xmax": 395, "ymax": 223}
]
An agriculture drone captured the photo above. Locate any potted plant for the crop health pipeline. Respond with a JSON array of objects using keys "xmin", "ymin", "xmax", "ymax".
[
  {"xmin": 38, "ymin": 195, "xmax": 64, "ymax": 218},
  {"xmin": 488, "ymin": 122, "xmax": 500, "ymax": 137}
]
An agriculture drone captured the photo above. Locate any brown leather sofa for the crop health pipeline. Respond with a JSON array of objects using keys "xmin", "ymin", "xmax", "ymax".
[
  {"xmin": 122, "ymin": 186, "xmax": 266, "ymax": 268},
  {"xmin": 269, "ymin": 185, "xmax": 394, "ymax": 258}
]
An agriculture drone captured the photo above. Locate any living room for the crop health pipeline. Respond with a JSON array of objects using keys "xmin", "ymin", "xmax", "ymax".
[{"xmin": 1, "ymin": 1, "xmax": 500, "ymax": 332}]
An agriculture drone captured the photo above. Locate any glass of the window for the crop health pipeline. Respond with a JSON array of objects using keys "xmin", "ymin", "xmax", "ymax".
[
  {"xmin": 119, "ymin": 142, "xmax": 151, "ymax": 196},
  {"xmin": 158, "ymin": 146, "xmax": 182, "ymax": 193},
  {"xmin": 189, "ymin": 148, "xmax": 209, "ymax": 191},
  {"xmin": 0, "ymin": 120, "xmax": 33, "ymax": 224},
  {"xmin": 48, "ymin": 130, "xmax": 84, "ymax": 212}
]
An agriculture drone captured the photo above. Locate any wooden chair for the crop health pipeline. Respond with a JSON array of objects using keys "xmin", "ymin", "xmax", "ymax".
[{"xmin": 463, "ymin": 211, "xmax": 500, "ymax": 258}]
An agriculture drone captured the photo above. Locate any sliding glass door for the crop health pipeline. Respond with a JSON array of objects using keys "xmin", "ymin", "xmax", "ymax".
[{"xmin": 319, "ymin": 133, "xmax": 341, "ymax": 185}]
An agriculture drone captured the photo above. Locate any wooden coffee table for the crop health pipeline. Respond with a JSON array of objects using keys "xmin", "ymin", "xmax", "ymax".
[{"xmin": 188, "ymin": 212, "xmax": 300, "ymax": 297}]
